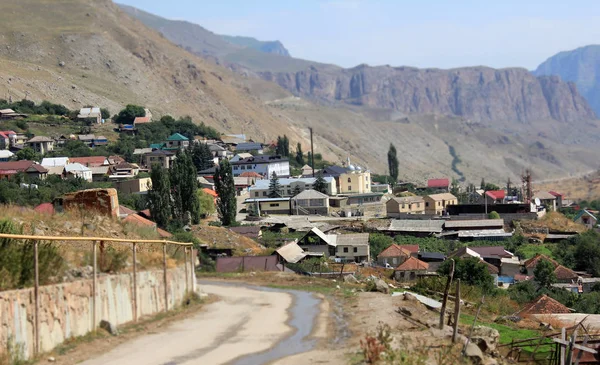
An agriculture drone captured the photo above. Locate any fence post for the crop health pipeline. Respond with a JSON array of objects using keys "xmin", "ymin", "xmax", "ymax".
[
  {"xmin": 189, "ymin": 247, "xmax": 195, "ymax": 292},
  {"xmin": 34, "ymin": 240, "xmax": 40, "ymax": 355},
  {"xmin": 452, "ymin": 279, "xmax": 461, "ymax": 343},
  {"xmin": 184, "ymin": 248, "xmax": 189, "ymax": 292},
  {"xmin": 439, "ymin": 259, "xmax": 455, "ymax": 329},
  {"xmin": 92, "ymin": 241, "xmax": 98, "ymax": 331},
  {"xmin": 132, "ymin": 242, "xmax": 137, "ymax": 322},
  {"xmin": 163, "ymin": 243, "xmax": 168, "ymax": 312}
]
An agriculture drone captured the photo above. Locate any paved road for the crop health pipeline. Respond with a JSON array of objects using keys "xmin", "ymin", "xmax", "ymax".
[{"xmin": 79, "ymin": 282, "xmax": 294, "ymax": 365}]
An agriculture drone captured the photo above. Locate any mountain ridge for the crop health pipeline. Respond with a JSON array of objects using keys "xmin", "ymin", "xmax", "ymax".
[{"xmin": 533, "ymin": 44, "xmax": 600, "ymax": 116}]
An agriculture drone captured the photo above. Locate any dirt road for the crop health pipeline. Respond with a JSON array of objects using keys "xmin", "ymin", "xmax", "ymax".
[{"xmin": 79, "ymin": 282, "xmax": 309, "ymax": 365}]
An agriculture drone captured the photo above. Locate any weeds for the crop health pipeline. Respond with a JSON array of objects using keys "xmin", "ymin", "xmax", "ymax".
[
  {"xmin": 360, "ymin": 323, "xmax": 392, "ymax": 364},
  {"xmin": 0, "ymin": 337, "xmax": 28, "ymax": 365}
]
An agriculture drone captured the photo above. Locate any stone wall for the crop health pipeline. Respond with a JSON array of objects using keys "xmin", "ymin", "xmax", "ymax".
[{"xmin": 0, "ymin": 266, "xmax": 191, "ymax": 359}]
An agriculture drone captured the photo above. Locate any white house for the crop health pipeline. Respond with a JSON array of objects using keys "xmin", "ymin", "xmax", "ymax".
[
  {"xmin": 231, "ymin": 155, "xmax": 290, "ymax": 178},
  {"xmin": 249, "ymin": 176, "xmax": 336, "ymax": 198},
  {"xmin": 64, "ymin": 163, "xmax": 93, "ymax": 182}
]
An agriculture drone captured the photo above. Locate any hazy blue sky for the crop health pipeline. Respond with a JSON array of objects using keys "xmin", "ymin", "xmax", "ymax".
[{"xmin": 117, "ymin": 0, "xmax": 600, "ymax": 69}]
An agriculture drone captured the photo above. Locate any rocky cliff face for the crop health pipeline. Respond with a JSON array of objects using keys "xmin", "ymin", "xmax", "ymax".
[
  {"xmin": 534, "ymin": 45, "xmax": 600, "ymax": 116},
  {"xmin": 260, "ymin": 65, "xmax": 596, "ymax": 123}
]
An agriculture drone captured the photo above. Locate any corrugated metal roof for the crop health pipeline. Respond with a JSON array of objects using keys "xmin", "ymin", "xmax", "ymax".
[
  {"xmin": 292, "ymin": 189, "xmax": 329, "ymax": 200},
  {"xmin": 427, "ymin": 178, "xmax": 449, "ymax": 188},
  {"xmin": 65, "ymin": 163, "xmax": 91, "ymax": 172},
  {"xmin": 388, "ymin": 219, "xmax": 444, "ymax": 233},
  {"xmin": 457, "ymin": 229, "xmax": 512, "ymax": 238},
  {"xmin": 333, "ymin": 233, "xmax": 369, "ymax": 246},
  {"xmin": 276, "ymin": 242, "xmax": 307, "ymax": 264},
  {"xmin": 445, "ymin": 219, "xmax": 504, "ymax": 228},
  {"xmin": 42, "ymin": 157, "xmax": 69, "ymax": 167}
]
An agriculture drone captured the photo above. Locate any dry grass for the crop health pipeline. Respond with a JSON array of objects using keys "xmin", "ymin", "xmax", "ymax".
[
  {"xmin": 536, "ymin": 170, "xmax": 600, "ymax": 201},
  {"xmin": 0, "ymin": 204, "xmax": 185, "ymax": 274},
  {"xmin": 521, "ymin": 211, "xmax": 587, "ymax": 233}
]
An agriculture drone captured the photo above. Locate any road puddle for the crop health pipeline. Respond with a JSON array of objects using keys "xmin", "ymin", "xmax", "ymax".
[{"xmin": 199, "ymin": 281, "xmax": 321, "ymax": 365}]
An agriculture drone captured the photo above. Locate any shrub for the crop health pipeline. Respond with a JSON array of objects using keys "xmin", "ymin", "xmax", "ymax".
[
  {"xmin": 488, "ymin": 211, "xmax": 501, "ymax": 219},
  {"xmin": 0, "ymin": 219, "xmax": 65, "ymax": 290}
]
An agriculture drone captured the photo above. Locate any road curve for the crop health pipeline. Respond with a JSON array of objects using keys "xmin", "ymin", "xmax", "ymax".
[{"xmin": 79, "ymin": 282, "xmax": 297, "ymax": 365}]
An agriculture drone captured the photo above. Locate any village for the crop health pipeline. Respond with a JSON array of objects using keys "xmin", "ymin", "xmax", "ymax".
[{"xmin": 2, "ymin": 100, "xmax": 600, "ymax": 364}]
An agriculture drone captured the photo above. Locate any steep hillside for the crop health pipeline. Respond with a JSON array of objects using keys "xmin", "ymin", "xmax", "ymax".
[
  {"xmin": 118, "ymin": 4, "xmax": 299, "ymax": 67},
  {"xmin": 0, "ymin": 0, "xmax": 301, "ymax": 144},
  {"xmin": 534, "ymin": 45, "xmax": 600, "ymax": 116},
  {"xmin": 261, "ymin": 65, "xmax": 595, "ymax": 124},
  {"xmin": 220, "ymin": 36, "xmax": 290, "ymax": 57}
]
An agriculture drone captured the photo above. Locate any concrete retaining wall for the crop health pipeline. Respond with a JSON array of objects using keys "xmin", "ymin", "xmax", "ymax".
[{"xmin": 0, "ymin": 266, "xmax": 191, "ymax": 359}]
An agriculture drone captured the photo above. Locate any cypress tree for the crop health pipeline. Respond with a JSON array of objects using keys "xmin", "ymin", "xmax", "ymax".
[
  {"xmin": 387, "ymin": 143, "xmax": 399, "ymax": 186},
  {"xmin": 268, "ymin": 172, "xmax": 282, "ymax": 198},
  {"xmin": 147, "ymin": 165, "xmax": 171, "ymax": 228},
  {"xmin": 313, "ymin": 171, "xmax": 328, "ymax": 194},
  {"xmin": 171, "ymin": 150, "xmax": 201, "ymax": 225},
  {"xmin": 214, "ymin": 159, "xmax": 237, "ymax": 226},
  {"xmin": 295, "ymin": 143, "xmax": 304, "ymax": 165},
  {"xmin": 200, "ymin": 143, "xmax": 214, "ymax": 170}
]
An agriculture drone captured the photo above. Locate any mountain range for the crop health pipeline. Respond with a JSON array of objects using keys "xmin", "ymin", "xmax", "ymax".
[
  {"xmin": 0, "ymin": 0, "xmax": 598, "ymax": 184},
  {"xmin": 534, "ymin": 45, "xmax": 600, "ymax": 117}
]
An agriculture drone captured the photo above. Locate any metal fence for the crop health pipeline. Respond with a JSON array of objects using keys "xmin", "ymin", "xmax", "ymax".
[
  {"xmin": 216, "ymin": 255, "xmax": 280, "ymax": 273},
  {"xmin": 0, "ymin": 233, "xmax": 195, "ymax": 357}
]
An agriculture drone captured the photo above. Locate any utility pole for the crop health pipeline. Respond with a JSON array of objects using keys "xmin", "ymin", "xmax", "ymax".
[{"xmin": 309, "ymin": 127, "xmax": 315, "ymax": 177}]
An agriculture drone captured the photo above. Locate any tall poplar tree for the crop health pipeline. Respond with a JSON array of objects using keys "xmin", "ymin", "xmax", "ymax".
[
  {"xmin": 387, "ymin": 143, "xmax": 399, "ymax": 186},
  {"xmin": 147, "ymin": 165, "xmax": 171, "ymax": 228},
  {"xmin": 214, "ymin": 159, "xmax": 237, "ymax": 226}
]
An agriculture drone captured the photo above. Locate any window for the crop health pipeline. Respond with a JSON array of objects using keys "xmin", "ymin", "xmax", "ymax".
[
  {"xmin": 348, "ymin": 186, "xmax": 352, "ymax": 191},
  {"xmin": 254, "ymin": 192, "xmax": 259, "ymax": 197},
  {"xmin": 262, "ymin": 192, "xmax": 267, "ymax": 197},
  {"xmin": 416, "ymin": 203, "xmax": 420, "ymax": 208},
  {"xmin": 309, "ymin": 199, "xmax": 323, "ymax": 207},
  {"xmin": 353, "ymin": 247, "xmax": 357, "ymax": 253},
  {"xmin": 425, "ymin": 202, "xmax": 429, "ymax": 207},
  {"xmin": 392, "ymin": 258, "xmax": 397, "ymax": 265},
  {"xmin": 347, "ymin": 178, "xmax": 351, "ymax": 183},
  {"xmin": 241, "ymin": 165, "xmax": 246, "ymax": 170},
  {"xmin": 233, "ymin": 166, "xmax": 239, "ymax": 170},
  {"xmin": 343, "ymin": 247, "xmax": 349, "ymax": 253},
  {"xmin": 269, "ymin": 203, "xmax": 279, "ymax": 207}
]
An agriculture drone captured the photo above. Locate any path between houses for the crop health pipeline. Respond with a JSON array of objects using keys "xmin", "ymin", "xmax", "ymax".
[{"xmin": 78, "ymin": 281, "xmax": 321, "ymax": 365}]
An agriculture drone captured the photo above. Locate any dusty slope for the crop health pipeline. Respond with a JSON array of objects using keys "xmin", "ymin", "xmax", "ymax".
[
  {"xmin": 0, "ymin": 0, "xmax": 301, "ymax": 145},
  {"xmin": 535, "ymin": 170, "xmax": 600, "ymax": 201}
]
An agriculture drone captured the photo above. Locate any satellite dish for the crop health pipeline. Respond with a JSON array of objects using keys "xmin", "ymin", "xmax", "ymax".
[{"xmin": 534, "ymin": 198, "xmax": 541, "ymax": 206}]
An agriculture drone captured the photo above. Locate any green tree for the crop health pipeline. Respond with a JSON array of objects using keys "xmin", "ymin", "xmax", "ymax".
[
  {"xmin": 533, "ymin": 259, "xmax": 557, "ymax": 289},
  {"xmin": 214, "ymin": 159, "xmax": 237, "ymax": 226},
  {"xmin": 200, "ymin": 143, "xmax": 214, "ymax": 170},
  {"xmin": 170, "ymin": 150, "xmax": 201, "ymax": 225},
  {"xmin": 387, "ymin": 143, "xmax": 399, "ymax": 186},
  {"xmin": 293, "ymin": 185, "xmax": 302, "ymax": 196},
  {"xmin": 147, "ymin": 165, "xmax": 171, "ymax": 228},
  {"xmin": 197, "ymin": 189, "xmax": 216, "ymax": 217},
  {"xmin": 369, "ymin": 233, "xmax": 394, "ymax": 259},
  {"xmin": 268, "ymin": 172, "xmax": 282, "ymax": 198},
  {"xmin": 572, "ymin": 231, "xmax": 600, "ymax": 276},
  {"xmin": 295, "ymin": 143, "xmax": 304, "ymax": 165},
  {"xmin": 480, "ymin": 178, "xmax": 486, "ymax": 190},
  {"xmin": 115, "ymin": 104, "xmax": 145, "ymax": 124},
  {"xmin": 488, "ymin": 211, "xmax": 501, "ymax": 219},
  {"xmin": 16, "ymin": 147, "xmax": 41, "ymax": 161},
  {"xmin": 438, "ymin": 257, "xmax": 495, "ymax": 293},
  {"xmin": 313, "ymin": 171, "xmax": 328, "ymax": 194},
  {"xmin": 450, "ymin": 178, "xmax": 460, "ymax": 196},
  {"xmin": 100, "ymin": 108, "xmax": 110, "ymax": 120}
]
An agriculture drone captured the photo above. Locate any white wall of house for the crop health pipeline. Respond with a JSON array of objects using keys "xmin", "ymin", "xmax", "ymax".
[{"xmin": 232, "ymin": 161, "xmax": 290, "ymax": 178}]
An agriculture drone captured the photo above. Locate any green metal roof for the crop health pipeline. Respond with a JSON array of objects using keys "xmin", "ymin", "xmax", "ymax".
[
  {"xmin": 167, "ymin": 133, "xmax": 189, "ymax": 141},
  {"xmin": 149, "ymin": 143, "xmax": 164, "ymax": 150}
]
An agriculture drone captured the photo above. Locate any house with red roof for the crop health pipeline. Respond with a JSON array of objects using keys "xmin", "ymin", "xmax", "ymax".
[
  {"xmin": 376, "ymin": 244, "xmax": 413, "ymax": 267},
  {"xmin": 0, "ymin": 160, "xmax": 48, "ymax": 180},
  {"xmin": 394, "ymin": 257, "xmax": 430, "ymax": 282},
  {"xmin": 427, "ymin": 178, "xmax": 450, "ymax": 192},
  {"xmin": 484, "ymin": 190, "xmax": 506, "ymax": 204}
]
